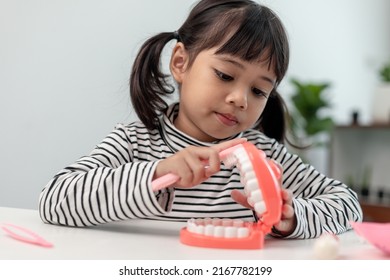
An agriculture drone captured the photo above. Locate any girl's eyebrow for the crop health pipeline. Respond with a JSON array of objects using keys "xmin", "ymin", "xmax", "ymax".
[{"xmin": 218, "ymin": 56, "xmax": 276, "ymax": 86}]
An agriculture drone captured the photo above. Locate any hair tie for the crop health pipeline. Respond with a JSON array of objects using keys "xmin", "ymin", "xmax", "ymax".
[{"xmin": 173, "ymin": 31, "xmax": 181, "ymax": 42}]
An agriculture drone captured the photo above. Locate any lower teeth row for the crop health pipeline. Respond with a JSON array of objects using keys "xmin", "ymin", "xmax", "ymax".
[{"xmin": 187, "ymin": 218, "xmax": 251, "ymax": 238}]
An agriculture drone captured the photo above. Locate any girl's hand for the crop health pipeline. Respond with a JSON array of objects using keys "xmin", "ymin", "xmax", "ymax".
[
  {"xmin": 273, "ymin": 188, "xmax": 296, "ymax": 236},
  {"xmin": 153, "ymin": 138, "xmax": 247, "ymax": 188},
  {"xmin": 230, "ymin": 160, "xmax": 297, "ymax": 236}
]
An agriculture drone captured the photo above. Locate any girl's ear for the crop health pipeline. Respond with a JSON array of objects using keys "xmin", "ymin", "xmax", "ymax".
[{"xmin": 170, "ymin": 42, "xmax": 189, "ymax": 83}]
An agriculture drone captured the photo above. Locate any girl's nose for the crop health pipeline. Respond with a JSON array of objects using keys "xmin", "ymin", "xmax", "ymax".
[{"xmin": 226, "ymin": 89, "xmax": 248, "ymax": 110}]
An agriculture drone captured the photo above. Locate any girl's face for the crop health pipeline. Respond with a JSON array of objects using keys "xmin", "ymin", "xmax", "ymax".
[{"xmin": 170, "ymin": 43, "xmax": 276, "ymax": 142}]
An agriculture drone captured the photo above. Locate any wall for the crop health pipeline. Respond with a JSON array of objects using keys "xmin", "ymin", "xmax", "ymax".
[
  {"xmin": 1, "ymin": 0, "xmax": 389, "ymax": 209},
  {"xmin": 265, "ymin": 0, "xmax": 390, "ymax": 124}
]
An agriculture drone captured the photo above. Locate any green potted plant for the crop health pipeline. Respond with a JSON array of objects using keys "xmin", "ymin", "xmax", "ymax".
[
  {"xmin": 372, "ymin": 61, "xmax": 390, "ymax": 124},
  {"xmin": 289, "ymin": 78, "xmax": 334, "ymax": 147},
  {"xmin": 379, "ymin": 62, "xmax": 390, "ymax": 82},
  {"xmin": 287, "ymin": 78, "xmax": 334, "ymax": 173}
]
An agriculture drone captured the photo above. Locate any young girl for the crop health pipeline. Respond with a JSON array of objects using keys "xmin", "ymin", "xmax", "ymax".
[{"xmin": 39, "ymin": 0, "xmax": 362, "ymax": 239}]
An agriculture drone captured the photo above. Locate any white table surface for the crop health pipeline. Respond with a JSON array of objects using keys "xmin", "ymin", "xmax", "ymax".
[{"xmin": 0, "ymin": 207, "xmax": 388, "ymax": 260}]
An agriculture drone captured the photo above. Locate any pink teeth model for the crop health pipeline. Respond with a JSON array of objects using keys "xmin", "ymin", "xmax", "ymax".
[{"xmin": 152, "ymin": 142, "xmax": 282, "ymax": 249}]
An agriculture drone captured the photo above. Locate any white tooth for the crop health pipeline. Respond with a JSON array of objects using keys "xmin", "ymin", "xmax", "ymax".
[
  {"xmin": 204, "ymin": 217, "xmax": 212, "ymax": 225},
  {"xmin": 254, "ymin": 201, "xmax": 266, "ymax": 215},
  {"xmin": 240, "ymin": 155, "xmax": 250, "ymax": 165},
  {"xmin": 240, "ymin": 162, "xmax": 252, "ymax": 173},
  {"xmin": 245, "ymin": 179, "xmax": 259, "ymax": 194},
  {"xmin": 247, "ymin": 197, "xmax": 255, "ymax": 207},
  {"xmin": 195, "ymin": 218, "xmax": 204, "ymax": 226},
  {"xmin": 244, "ymin": 171, "xmax": 256, "ymax": 181},
  {"xmin": 204, "ymin": 224, "xmax": 214, "ymax": 236},
  {"xmin": 244, "ymin": 185, "xmax": 253, "ymax": 196},
  {"xmin": 214, "ymin": 226, "xmax": 224, "ymax": 237},
  {"xmin": 250, "ymin": 190, "xmax": 263, "ymax": 202},
  {"xmin": 212, "ymin": 218, "xmax": 221, "ymax": 226},
  {"xmin": 237, "ymin": 227, "xmax": 250, "ymax": 238},
  {"xmin": 234, "ymin": 148, "xmax": 245, "ymax": 158},
  {"xmin": 187, "ymin": 221, "xmax": 197, "ymax": 233},
  {"xmin": 233, "ymin": 219, "xmax": 244, "ymax": 227},
  {"xmin": 195, "ymin": 225, "xmax": 205, "ymax": 235},
  {"xmin": 224, "ymin": 226, "xmax": 238, "ymax": 238},
  {"xmin": 222, "ymin": 218, "xmax": 233, "ymax": 227},
  {"xmin": 223, "ymin": 155, "xmax": 237, "ymax": 168}
]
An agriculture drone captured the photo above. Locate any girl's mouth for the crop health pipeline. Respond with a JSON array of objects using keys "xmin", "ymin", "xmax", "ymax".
[{"xmin": 215, "ymin": 112, "xmax": 238, "ymax": 126}]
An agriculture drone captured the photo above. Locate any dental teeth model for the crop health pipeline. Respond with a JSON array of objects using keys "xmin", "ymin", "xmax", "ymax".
[
  {"xmin": 151, "ymin": 142, "xmax": 282, "ymax": 249},
  {"xmin": 186, "ymin": 218, "xmax": 251, "ymax": 239}
]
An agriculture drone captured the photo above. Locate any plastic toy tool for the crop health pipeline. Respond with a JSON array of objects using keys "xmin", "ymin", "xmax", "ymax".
[
  {"xmin": 151, "ymin": 143, "xmax": 242, "ymax": 192},
  {"xmin": 351, "ymin": 221, "xmax": 390, "ymax": 255},
  {"xmin": 1, "ymin": 223, "xmax": 53, "ymax": 248},
  {"xmin": 151, "ymin": 142, "xmax": 282, "ymax": 249}
]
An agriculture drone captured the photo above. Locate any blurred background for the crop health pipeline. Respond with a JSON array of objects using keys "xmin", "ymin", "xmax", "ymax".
[{"xmin": 1, "ymin": 0, "xmax": 390, "ymax": 212}]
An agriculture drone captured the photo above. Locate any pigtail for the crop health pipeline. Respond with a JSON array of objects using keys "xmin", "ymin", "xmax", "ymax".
[
  {"xmin": 130, "ymin": 32, "xmax": 177, "ymax": 130},
  {"xmin": 257, "ymin": 90, "xmax": 302, "ymax": 149},
  {"xmin": 256, "ymin": 89, "xmax": 288, "ymax": 143}
]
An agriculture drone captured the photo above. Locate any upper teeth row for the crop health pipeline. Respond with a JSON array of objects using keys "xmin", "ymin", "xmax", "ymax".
[
  {"xmin": 234, "ymin": 148, "xmax": 266, "ymax": 216},
  {"xmin": 186, "ymin": 218, "xmax": 251, "ymax": 238}
]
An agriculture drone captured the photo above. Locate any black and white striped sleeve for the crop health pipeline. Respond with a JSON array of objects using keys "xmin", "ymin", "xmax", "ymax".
[
  {"xmin": 268, "ymin": 141, "xmax": 363, "ymax": 239},
  {"xmin": 38, "ymin": 125, "xmax": 169, "ymax": 227}
]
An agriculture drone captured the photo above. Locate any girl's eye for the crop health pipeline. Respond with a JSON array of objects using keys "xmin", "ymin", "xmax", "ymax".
[
  {"xmin": 215, "ymin": 70, "xmax": 233, "ymax": 81},
  {"xmin": 252, "ymin": 87, "xmax": 269, "ymax": 99}
]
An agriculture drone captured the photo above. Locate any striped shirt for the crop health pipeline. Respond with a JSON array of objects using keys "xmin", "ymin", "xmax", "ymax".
[{"xmin": 39, "ymin": 103, "xmax": 362, "ymax": 238}]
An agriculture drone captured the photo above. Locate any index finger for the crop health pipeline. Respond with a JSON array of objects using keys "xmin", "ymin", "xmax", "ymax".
[
  {"xmin": 281, "ymin": 189, "xmax": 293, "ymax": 205},
  {"xmin": 211, "ymin": 138, "xmax": 247, "ymax": 153}
]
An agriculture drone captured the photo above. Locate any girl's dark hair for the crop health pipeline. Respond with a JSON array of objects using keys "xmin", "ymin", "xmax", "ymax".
[{"xmin": 130, "ymin": 0, "xmax": 290, "ymax": 143}]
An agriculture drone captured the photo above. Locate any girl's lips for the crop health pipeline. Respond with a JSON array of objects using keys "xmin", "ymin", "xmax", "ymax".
[{"xmin": 216, "ymin": 112, "xmax": 238, "ymax": 126}]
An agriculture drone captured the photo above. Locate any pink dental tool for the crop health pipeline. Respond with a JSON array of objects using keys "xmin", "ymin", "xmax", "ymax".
[
  {"xmin": 151, "ymin": 143, "xmax": 243, "ymax": 192},
  {"xmin": 151, "ymin": 142, "xmax": 282, "ymax": 249},
  {"xmin": 1, "ymin": 223, "xmax": 53, "ymax": 248}
]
